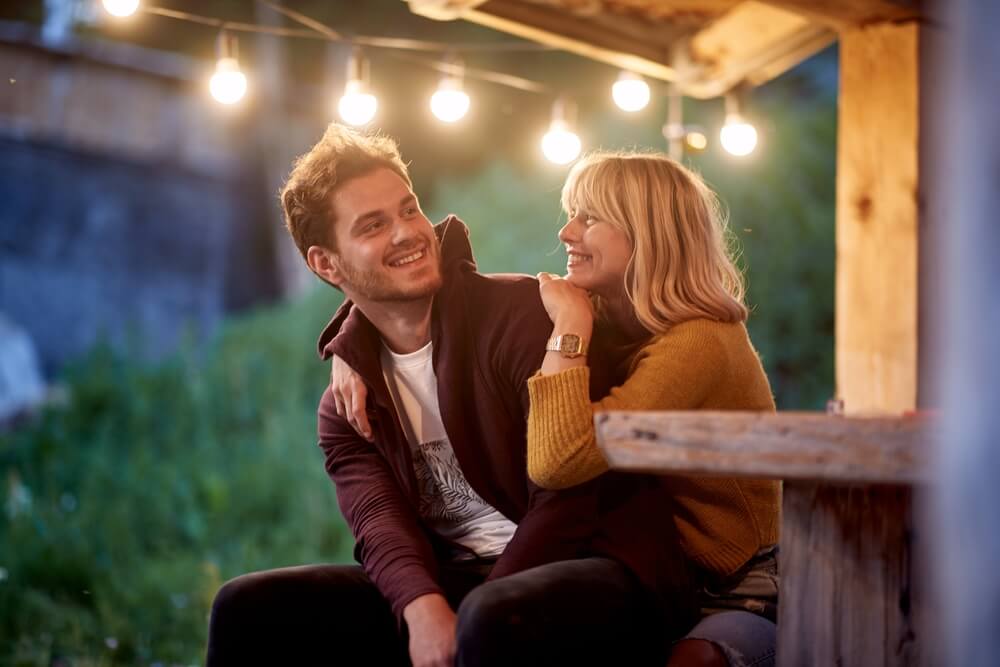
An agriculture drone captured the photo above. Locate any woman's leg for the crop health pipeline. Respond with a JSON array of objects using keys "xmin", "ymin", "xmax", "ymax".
[
  {"xmin": 454, "ymin": 557, "xmax": 671, "ymax": 667},
  {"xmin": 672, "ymin": 611, "xmax": 777, "ymax": 667}
]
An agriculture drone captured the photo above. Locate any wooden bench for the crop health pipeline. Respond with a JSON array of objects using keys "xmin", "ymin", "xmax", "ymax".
[{"xmin": 596, "ymin": 410, "xmax": 936, "ymax": 667}]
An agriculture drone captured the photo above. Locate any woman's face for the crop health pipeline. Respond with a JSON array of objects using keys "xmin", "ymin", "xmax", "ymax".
[{"xmin": 558, "ymin": 209, "xmax": 633, "ymax": 297}]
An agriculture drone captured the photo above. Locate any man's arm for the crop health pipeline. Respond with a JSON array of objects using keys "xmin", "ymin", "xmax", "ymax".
[{"xmin": 318, "ymin": 387, "xmax": 443, "ymax": 621}]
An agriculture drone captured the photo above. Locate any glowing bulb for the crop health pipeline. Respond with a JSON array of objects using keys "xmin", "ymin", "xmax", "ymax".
[
  {"xmin": 542, "ymin": 119, "xmax": 581, "ymax": 165},
  {"xmin": 685, "ymin": 131, "xmax": 708, "ymax": 152},
  {"xmin": 102, "ymin": 0, "xmax": 140, "ymax": 17},
  {"xmin": 720, "ymin": 114, "xmax": 758, "ymax": 156},
  {"xmin": 339, "ymin": 79, "xmax": 377, "ymax": 126},
  {"xmin": 612, "ymin": 71, "xmax": 650, "ymax": 112},
  {"xmin": 210, "ymin": 58, "xmax": 247, "ymax": 105},
  {"xmin": 430, "ymin": 78, "xmax": 470, "ymax": 123}
]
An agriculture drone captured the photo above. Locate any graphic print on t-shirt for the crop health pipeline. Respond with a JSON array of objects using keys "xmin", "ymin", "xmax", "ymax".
[
  {"xmin": 381, "ymin": 340, "xmax": 517, "ymax": 558},
  {"xmin": 413, "ymin": 438, "xmax": 492, "ymax": 522}
]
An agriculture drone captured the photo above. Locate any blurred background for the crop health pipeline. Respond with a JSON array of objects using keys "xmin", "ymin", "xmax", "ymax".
[{"xmin": 0, "ymin": 0, "xmax": 835, "ymax": 663}]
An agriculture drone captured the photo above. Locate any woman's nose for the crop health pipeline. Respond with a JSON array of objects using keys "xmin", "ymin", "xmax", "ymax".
[{"xmin": 558, "ymin": 216, "xmax": 582, "ymax": 243}]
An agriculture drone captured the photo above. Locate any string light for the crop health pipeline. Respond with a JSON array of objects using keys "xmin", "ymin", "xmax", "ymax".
[
  {"xmin": 720, "ymin": 87, "xmax": 758, "ymax": 156},
  {"xmin": 94, "ymin": 1, "xmax": 765, "ymax": 167},
  {"xmin": 685, "ymin": 131, "xmax": 708, "ymax": 152},
  {"xmin": 430, "ymin": 60, "xmax": 470, "ymax": 123},
  {"xmin": 102, "ymin": 0, "xmax": 140, "ymax": 18},
  {"xmin": 338, "ymin": 50, "xmax": 377, "ymax": 126},
  {"xmin": 209, "ymin": 31, "xmax": 247, "ymax": 105},
  {"xmin": 541, "ymin": 97, "xmax": 581, "ymax": 165},
  {"xmin": 612, "ymin": 71, "xmax": 650, "ymax": 112}
]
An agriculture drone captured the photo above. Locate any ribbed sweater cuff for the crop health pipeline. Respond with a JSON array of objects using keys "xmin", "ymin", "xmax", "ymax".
[
  {"xmin": 689, "ymin": 540, "xmax": 759, "ymax": 577},
  {"xmin": 527, "ymin": 366, "xmax": 607, "ymax": 489}
]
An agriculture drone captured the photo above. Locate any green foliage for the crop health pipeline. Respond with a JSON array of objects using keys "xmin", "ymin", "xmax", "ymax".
[{"xmin": 0, "ymin": 288, "xmax": 353, "ymax": 666}]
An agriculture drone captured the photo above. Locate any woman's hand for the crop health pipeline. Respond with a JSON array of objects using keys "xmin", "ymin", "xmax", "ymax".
[
  {"xmin": 536, "ymin": 272, "xmax": 595, "ymax": 332},
  {"xmin": 330, "ymin": 354, "xmax": 373, "ymax": 441}
]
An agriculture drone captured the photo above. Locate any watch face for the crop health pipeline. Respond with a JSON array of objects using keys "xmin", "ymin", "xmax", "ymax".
[{"xmin": 561, "ymin": 334, "xmax": 582, "ymax": 354}]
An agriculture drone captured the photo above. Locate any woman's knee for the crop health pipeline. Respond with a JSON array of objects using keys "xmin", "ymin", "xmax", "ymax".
[{"xmin": 668, "ymin": 639, "xmax": 729, "ymax": 667}]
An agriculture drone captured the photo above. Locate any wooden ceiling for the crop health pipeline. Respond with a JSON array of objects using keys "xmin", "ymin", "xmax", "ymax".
[{"xmin": 406, "ymin": 0, "xmax": 921, "ymax": 98}]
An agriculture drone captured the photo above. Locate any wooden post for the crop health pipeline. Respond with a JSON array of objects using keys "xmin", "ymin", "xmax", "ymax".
[
  {"xmin": 778, "ymin": 21, "xmax": 926, "ymax": 666},
  {"xmin": 835, "ymin": 22, "xmax": 920, "ymax": 416}
]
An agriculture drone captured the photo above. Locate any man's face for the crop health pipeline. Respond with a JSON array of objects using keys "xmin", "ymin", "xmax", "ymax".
[{"xmin": 325, "ymin": 168, "xmax": 442, "ymax": 303}]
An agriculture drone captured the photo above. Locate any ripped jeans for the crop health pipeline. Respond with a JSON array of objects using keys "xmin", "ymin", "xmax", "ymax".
[{"xmin": 683, "ymin": 546, "xmax": 779, "ymax": 667}]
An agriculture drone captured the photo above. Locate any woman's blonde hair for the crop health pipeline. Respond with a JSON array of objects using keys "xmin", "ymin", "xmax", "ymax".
[{"xmin": 561, "ymin": 151, "xmax": 747, "ymax": 333}]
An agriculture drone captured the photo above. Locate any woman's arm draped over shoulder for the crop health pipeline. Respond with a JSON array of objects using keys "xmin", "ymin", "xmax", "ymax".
[{"xmin": 527, "ymin": 325, "xmax": 727, "ymax": 489}]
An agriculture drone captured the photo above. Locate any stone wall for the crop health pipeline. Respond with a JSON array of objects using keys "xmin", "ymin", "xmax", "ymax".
[{"xmin": 0, "ymin": 22, "xmax": 322, "ymax": 375}]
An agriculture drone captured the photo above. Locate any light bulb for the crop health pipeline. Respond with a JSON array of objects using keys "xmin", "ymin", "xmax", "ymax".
[
  {"xmin": 542, "ymin": 119, "xmax": 581, "ymax": 165},
  {"xmin": 685, "ymin": 131, "xmax": 708, "ymax": 152},
  {"xmin": 612, "ymin": 71, "xmax": 650, "ymax": 112},
  {"xmin": 430, "ymin": 78, "xmax": 470, "ymax": 123},
  {"xmin": 210, "ymin": 58, "xmax": 247, "ymax": 105},
  {"xmin": 339, "ymin": 80, "xmax": 377, "ymax": 126},
  {"xmin": 720, "ymin": 114, "xmax": 758, "ymax": 156},
  {"xmin": 102, "ymin": 0, "xmax": 140, "ymax": 17}
]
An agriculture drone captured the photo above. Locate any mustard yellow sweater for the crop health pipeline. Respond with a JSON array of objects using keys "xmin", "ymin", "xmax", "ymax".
[{"xmin": 527, "ymin": 318, "xmax": 781, "ymax": 576}]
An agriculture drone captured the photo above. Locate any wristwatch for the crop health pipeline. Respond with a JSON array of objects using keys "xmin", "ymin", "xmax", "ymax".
[{"xmin": 545, "ymin": 334, "xmax": 588, "ymax": 359}]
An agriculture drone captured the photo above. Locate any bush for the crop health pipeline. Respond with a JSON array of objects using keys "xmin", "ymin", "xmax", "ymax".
[{"xmin": 0, "ymin": 288, "xmax": 354, "ymax": 666}]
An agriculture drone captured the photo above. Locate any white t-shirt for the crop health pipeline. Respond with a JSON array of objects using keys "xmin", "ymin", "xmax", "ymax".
[{"xmin": 380, "ymin": 341, "xmax": 516, "ymax": 560}]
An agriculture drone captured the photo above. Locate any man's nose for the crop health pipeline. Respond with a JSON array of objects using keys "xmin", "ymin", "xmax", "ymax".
[{"xmin": 391, "ymin": 216, "xmax": 422, "ymax": 244}]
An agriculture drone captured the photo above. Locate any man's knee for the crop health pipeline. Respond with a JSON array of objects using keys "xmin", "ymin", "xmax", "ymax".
[{"xmin": 210, "ymin": 573, "xmax": 255, "ymax": 626}]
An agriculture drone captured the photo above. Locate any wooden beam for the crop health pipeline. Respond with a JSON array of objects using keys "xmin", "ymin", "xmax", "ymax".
[
  {"xmin": 686, "ymin": 1, "xmax": 835, "ymax": 97},
  {"xmin": 836, "ymin": 22, "xmax": 920, "ymax": 415},
  {"xmin": 595, "ymin": 411, "xmax": 934, "ymax": 483},
  {"xmin": 408, "ymin": 0, "xmax": 683, "ymax": 81},
  {"xmin": 765, "ymin": 0, "xmax": 921, "ymax": 30}
]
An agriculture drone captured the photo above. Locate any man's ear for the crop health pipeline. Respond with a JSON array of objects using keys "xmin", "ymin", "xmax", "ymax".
[{"xmin": 306, "ymin": 245, "xmax": 342, "ymax": 287}]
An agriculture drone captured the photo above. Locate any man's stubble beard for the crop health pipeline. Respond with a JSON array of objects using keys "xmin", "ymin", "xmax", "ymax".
[{"xmin": 337, "ymin": 250, "xmax": 443, "ymax": 303}]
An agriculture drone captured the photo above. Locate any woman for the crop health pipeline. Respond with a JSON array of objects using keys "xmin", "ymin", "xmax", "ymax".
[{"xmin": 528, "ymin": 151, "xmax": 780, "ymax": 667}]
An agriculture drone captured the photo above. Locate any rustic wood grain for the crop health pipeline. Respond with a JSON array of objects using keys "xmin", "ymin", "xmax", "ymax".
[
  {"xmin": 596, "ymin": 411, "xmax": 935, "ymax": 483},
  {"xmin": 767, "ymin": 0, "xmax": 920, "ymax": 29},
  {"xmin": 778, "ymin": 483, "xmax": 927, "ymax": 667},
  {"xmin": 836, "ymin": 22, "xmax": 921, "ymax": 415},
  {"xmin": 688, "ymin": 1, "xmax": 835, "ymax": 96},
  {"xmin": 409, "ymin": 0, "xmax": 834, "ymax": 97}
]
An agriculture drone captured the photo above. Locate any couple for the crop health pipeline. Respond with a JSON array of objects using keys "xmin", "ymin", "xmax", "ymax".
[{"xmin": 206, "ymin": 124, "xmax": 779, "ymax": 667}]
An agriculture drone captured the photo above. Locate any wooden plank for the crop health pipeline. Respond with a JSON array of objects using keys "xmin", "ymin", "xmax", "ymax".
[
  {"xmin": 765, "ymin": 0, "xmax": 920, "ymax": 30},
  {"xmin": 836, "ymin": 22, "xmax": 920, "ymax": 415},
  {"xmin": 408, "ymin": 0, "xmax": 682, "ymax": 81},
  {"xmin": 687, "ymin": 1, "xmax": 834, "ymax": 97},
  {"xmin": 409, "ymin": 0, "xmax": 834, "ymax": 97},
  {"xmin": 778, "ymin": 483, "xmax": 926, "ymax": 667},
  {"xmin": 595, "ymin": 411, "xmax": 934, "ymax": 483}
]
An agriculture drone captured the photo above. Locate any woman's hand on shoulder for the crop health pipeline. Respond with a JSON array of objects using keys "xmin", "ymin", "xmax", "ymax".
[
  {"xmin": 536, "ymin": 272, "xmax": 594, "ymax": 331},
  {"xmin": 330, "ymin": 354, "xmax": 373, "ymax": 441}
]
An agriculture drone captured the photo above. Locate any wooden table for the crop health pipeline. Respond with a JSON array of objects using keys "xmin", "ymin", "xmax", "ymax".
[{"xmin": 596, "ymin": 411, "xmax": 937, "ymax": 667}]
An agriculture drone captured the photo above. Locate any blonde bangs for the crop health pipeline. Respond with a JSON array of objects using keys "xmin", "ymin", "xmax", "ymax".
[{"xmin": 562, "ymin": 152, "xmax": 747, "ymax": 334}]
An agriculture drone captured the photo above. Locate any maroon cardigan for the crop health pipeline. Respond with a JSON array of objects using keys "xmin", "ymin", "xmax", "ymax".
[{"xmin": 316, "ymin": 217, "xmax": 694, "ymax": 627}]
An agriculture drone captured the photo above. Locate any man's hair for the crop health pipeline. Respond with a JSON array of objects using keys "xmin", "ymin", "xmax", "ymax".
[
  {"xmin": 281, "ymin": 123, "xmax": 412, "ymax": 259},
  {"xmin": 561, "ymin": 151, "xmax": 747, "ymax": 333}
]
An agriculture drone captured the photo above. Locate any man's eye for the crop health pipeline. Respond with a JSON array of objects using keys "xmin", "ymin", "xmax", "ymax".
[
  {"xmin": 403, "ymin": 206, "xmax": 418, "ymax": 216},
  {"xmin": 364, "ymin": 220, "xmax": 385, "ymax": 233}
]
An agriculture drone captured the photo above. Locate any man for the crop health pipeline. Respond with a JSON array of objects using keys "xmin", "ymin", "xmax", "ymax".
[{"xmin": 206, "ymin": 124, "xmax": 694, "ymax": 667}]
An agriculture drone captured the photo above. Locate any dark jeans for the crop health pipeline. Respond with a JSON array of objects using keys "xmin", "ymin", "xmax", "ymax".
[{"xmin": 206, "ymin": 557, "xmax": 671, "ymax": 666}]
